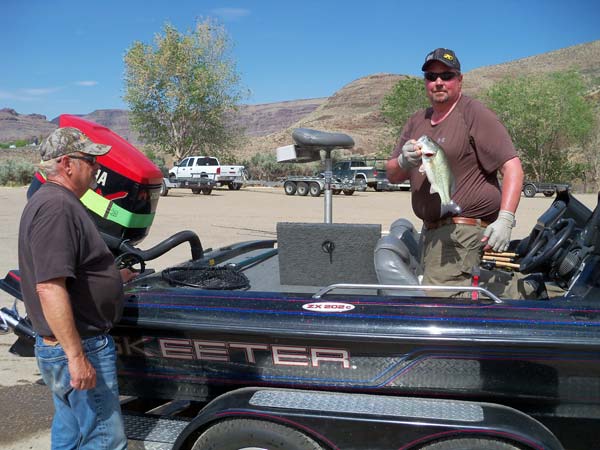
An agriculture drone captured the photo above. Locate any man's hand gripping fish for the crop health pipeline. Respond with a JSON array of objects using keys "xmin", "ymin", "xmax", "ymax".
[{"xmin": 417, "ymin": 135, "xmax": 462, "ymax": 217}]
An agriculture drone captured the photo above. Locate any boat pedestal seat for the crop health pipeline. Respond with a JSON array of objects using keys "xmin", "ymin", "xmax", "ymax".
[{"xmin": 291, "ymin": 128, "xmax": 355, "ymax": 150}]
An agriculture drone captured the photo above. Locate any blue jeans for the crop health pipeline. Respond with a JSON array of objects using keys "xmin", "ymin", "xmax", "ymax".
[{"xmin": 35, "ymin": 334, "xmax": 127, "ymax": 450}]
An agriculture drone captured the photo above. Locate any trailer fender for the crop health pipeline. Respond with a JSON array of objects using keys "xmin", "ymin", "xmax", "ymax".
[{"xmin": 173, "ymin": 388, "xmax": 564, "ymax": 450}]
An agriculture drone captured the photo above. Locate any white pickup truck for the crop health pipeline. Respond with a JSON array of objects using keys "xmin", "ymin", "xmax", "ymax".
[{"xmin": 166, "ymin": 156, "xmax": 247, "ymax": 192}]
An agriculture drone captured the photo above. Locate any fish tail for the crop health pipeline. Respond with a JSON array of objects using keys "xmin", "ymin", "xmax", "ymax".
[{"xmin": 441, "ymin": 201, "xmax": 462, "ymax": 217}]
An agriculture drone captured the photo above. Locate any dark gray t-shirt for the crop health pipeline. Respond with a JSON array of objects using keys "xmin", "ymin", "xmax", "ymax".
[
  {"xmin": 392, "ymin": 95, "xmax": 517, "ymax": 223},
  {"xmin": 18, "ymin": 182, "xmax": 124, "ymax": 337}
]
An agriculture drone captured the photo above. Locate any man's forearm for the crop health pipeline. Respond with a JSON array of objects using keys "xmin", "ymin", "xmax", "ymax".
[
  {"xmin": 499, "ymin": 157, "xmax": 524, "ymax": 213},
  {"xmin": 36, "ymin": 278, "xmax": 84, "ymax": 358},
  {"xmin": 386, "ymin": 157, "xmax": 411, "ymax": 184}
]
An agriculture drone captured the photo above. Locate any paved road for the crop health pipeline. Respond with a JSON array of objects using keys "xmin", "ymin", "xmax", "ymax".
[{"xmin": 0, "ymin": 185, "xmax": 596, "ymax": 449}]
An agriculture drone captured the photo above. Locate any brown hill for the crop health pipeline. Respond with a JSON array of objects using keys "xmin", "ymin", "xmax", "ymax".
[
  {"xmin": 1, "ymin": 40, "xmax": 598, "ymax": 157},
  {"xmin": 0, "ymin": 98, "xmax": 325, "ymax": 147},
  {"xmin": 239, "ymin": 73, "xmax": 408, "ymax": 158},
  {"xmin": 79, "ymin": 99, "xmax": 328, "ymax": 147},
  {"xmin": 462, "ymin": 40, "xmax": 600, "ymax": 96},
  {"xmin": 0, "ymin": 108, "xmax": 56, "ymax": 143},
  {"xmin": 231, "ymin": 98, "xmax": 327, "ymax": 137},
  {"xmin": 247, "ymin": 40, "xmax": 600, "ymax": 158}
]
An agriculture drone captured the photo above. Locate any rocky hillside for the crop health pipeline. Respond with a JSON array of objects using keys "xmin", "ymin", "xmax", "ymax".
[
  {"xmin": 0, "ymin": 99, "xmax": 326, "ymax": 148},
  {"xmin": 239, "ymin": 73, "xmax": 407, "ymax": 158},
  {"xmin": 1, "ymin": 40, "xmax": 598, "ymax": 157},
  {"xmin": 462, "ymin": 40, "xmax": 600, "ymax": 96},
  {"xmin": 0, "ymin": 108, "xmax": 56, "ymax": 143},
  {"xmin": 243, "ymin": 40, "xmax": 600, "ymax": 158},
  {"xmin": 231, "ymin": 98, "xmax": 327, "ymax": 137}
]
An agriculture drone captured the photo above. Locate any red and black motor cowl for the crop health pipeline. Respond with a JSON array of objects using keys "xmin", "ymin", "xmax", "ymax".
[{"xmin": 30, "ymin": 115, "xmax": 164, "ymax": 252}]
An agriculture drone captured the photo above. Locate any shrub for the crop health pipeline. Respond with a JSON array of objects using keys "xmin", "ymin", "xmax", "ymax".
[
  {"xmin": 242, "ymin": 153, "xmax": 318, "ymax": 181},
  {"xmin": 142, "ymin": 148, "xmax": 169, "ymax": 177},
  {"xmin": 0, "ymin": 158, "xmax": 36, "ymax": 186}
]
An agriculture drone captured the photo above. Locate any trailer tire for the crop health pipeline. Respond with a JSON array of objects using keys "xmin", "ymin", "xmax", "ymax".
[
  {"xmin": 297, "ymin": 182, "xmax": 309, "ymax": 196},
  {"xmin": 201, "ymin": 188, "xmax": 212, "ymax": 195},
  {"xmin": 332, "ymin": 189, "xmax": 341, "ymax": 195},
  {"xmin": 233, "ymin": 183, "xmax": 242, "ymax": 190},
  {"xmin": 191, "ymin": 418, "xmax": 324, "ymax": 450},
  {"xmin": 309, "ymin": 182, "xmax": 322, "ymax": 197},
  {"xmin": 227, "ymin": 183, "xmax": 235, "ymax": 190},
  {"xmin": 523, "ymin": 184, "xmax": 537, "ymax": 198},
  {"xmin": 160, "ymin": 180, "xmax": 169, "ymax": 197},
  {"xmin": 543, "ymin": 190, "xmax": 555, "ymax": 197},
  {"xmin": 191, "ymin": 188, "xmax": 201, "ymax": 194},
  {"xmin": 343, "ymin": 189, "xmax": 355, "ymax": 196},
  {"xmin": 284, "ymin": 181, "xmax": 297, "ymax": 195},
  {"xmin": 419, "ymin": 437, "xmax": 522, "ymax": 450}
]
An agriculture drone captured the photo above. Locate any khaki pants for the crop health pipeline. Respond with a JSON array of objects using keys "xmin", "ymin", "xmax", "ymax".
[
  {"xmin": 421, "ymin": 224, "xmax": 484, "ymax": 297},
  {"xmin": 421, "ymin": 223, "xmax": 552, "ymax": 300}
]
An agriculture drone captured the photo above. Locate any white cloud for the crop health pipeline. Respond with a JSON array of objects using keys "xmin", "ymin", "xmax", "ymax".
[
  {"xmin": 75, "ymin": 81, "xmax": 98, "ymax": 87},
  {"xmin": 0, "ymin": 89, "xmax": 34, "ymax": 101},
  {"xmin": 0, "ymin": 86, "xmax": 64, "ymax": 102},
  {"xmin": 211, "ymin": 8, "xmax": 250, "ymax": 21},
  {"xmin": 21, "ymin": 87, "xmax": 62, "ymax": 96}
]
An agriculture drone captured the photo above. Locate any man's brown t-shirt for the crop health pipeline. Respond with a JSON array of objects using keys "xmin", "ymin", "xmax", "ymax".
[
  {"xmin": 392, "ymin": 95, "xmax": 517, "ymax": 223},
  {"xmin": 18, "ymin": 182, "xmax": 124, "ymax": 337}
]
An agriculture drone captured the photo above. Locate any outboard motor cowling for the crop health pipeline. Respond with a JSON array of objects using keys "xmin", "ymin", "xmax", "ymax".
[{"xmin": 29, "ymin": 115, "xmax": 164, "ymax": 253}]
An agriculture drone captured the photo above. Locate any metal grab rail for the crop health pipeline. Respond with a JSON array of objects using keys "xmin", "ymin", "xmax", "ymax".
[{"xmin": 312, "ymin": 283, "xmax": 503, "ymax": 304}]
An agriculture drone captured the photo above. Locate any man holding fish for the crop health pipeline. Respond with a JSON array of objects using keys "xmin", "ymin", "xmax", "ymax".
[{"xmin": 386, "ymin": 48, "xmax": 524, "ymax": 291}]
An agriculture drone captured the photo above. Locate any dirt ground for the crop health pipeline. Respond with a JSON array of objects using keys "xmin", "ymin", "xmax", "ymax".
[{"xmin": 0, "ymin": 185, "xmax": 597, "ymax": 449}]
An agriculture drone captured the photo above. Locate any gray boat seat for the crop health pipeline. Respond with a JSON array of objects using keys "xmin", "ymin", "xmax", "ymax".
[
  {"xmin": 292, "ymin": 128, "xmax": 355, "ymax": 149},
  {"xmin": 374, "ymin": 219, "xmax": 424, "ymax": 296}
]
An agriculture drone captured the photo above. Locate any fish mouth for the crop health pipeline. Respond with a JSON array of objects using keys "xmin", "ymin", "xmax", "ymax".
[{"xmin": 423, "ymin": 151, "xmax": 436, "ymax": 157}]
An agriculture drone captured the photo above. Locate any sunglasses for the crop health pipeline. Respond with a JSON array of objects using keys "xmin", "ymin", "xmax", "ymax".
[
  {"xmin": 69, "ymin": 154, "xmax": 97, "ymax": 165},
  {"xmin": 424, "ymin": 71, "xmax": 459, "ymax": 82}
]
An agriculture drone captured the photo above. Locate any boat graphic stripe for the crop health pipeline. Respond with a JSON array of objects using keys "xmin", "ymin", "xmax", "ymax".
[{"xmin": 81, "ymin": 189, "xmax": 154, "ymax": 228}]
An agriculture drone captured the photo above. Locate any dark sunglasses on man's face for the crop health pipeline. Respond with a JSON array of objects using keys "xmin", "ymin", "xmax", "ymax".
[
  {"xmin": 424, "ymin": 71, "xmax": 459, "ymax": 82},
  {"xmin": 69, "ymin": 154, "xmax": 97, "ymax": 165}
]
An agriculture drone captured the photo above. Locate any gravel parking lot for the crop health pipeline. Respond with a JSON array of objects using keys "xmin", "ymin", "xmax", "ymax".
[{"xmin": 0, "ymin": 185, "xmax": 596, "ymax": 449}]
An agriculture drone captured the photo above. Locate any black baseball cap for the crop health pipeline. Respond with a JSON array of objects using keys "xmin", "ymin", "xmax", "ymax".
[{"xmin": 422, "ymin": 48, "xmax": 461, "ymax": 72}]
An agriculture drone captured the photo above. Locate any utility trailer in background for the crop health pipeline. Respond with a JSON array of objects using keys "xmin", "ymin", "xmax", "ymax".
[
  {"xmin": 522, "ymin": 181, "xmax": 571, "ymax": 198},
  {"xmin": 282, "ymin": 175, "xmax": 362, "ymax": 196},
  {"xmin": 160, "ymin": 174, "xmax": 216, "ymax": 196}
]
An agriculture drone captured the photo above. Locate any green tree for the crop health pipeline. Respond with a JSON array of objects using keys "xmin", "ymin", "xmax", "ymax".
[
  {"xmin": 123, "ymin": 19, "xmax": 246, "ymax": 162},
  {"xmin": 379, "ymin": 76, "xmax": 430, "ymax": 155},
  {"xmin": 484, "ymin": 71, "xmax": 594, "ymax": 183}
]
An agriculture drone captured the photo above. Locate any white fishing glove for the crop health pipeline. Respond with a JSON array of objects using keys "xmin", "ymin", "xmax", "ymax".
[
  {"xmin": 397, "ymin": 141, "xmax": 421, "ymax": 170},
  {"xmin": 482, "ymin": 210, "xmax": 515, "ymax": 252}
]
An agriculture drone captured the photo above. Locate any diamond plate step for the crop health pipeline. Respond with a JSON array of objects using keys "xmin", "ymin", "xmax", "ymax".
[{"xmin": 124, "ymin": 413, "xmax": 191, "ymax": 450}]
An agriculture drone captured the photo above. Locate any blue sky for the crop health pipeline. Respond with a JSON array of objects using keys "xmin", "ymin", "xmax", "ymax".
[{"xmin": 1, "ymin": 0, "xmax": 599, "ymax": 121}]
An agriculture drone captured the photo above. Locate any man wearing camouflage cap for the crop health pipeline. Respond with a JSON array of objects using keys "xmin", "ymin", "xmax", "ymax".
[
  {"xmin": 18, "ymin": 127, "xmax": 130, "ymax": 449},
  {"xmin": 386, "ymin": 48, "xmax": 524, "ymax": 295}
]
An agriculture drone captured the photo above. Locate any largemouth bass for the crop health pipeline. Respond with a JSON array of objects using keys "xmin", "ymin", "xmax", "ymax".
[{"xmin": 417, "ymin": 135, "xmax": 462, "ymax": 217}]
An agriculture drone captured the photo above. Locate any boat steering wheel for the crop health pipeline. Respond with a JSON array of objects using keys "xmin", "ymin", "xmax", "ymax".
[
  {"xmin": 519, "ymin": 218, "xmax": 576, "ymax": 274},
  {"xmin": 115, "ymin": 252, "xmax": 146, "ymax": 273}
]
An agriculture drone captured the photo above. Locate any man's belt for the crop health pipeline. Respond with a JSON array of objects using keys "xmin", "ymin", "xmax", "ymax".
[
  {"xmin": 41, "ymin": 333, "xmax": 109, "ymax": 346},
  {"xmin": 424, "ymin": 217, "xmax": 490, "ymax": 230},
  {"xmin": 42, "ymin": 336, "xmax": 59, "ymax": 346}
]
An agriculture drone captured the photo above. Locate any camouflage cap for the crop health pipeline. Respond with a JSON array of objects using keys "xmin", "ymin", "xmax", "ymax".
[
  {"xmin": 422, "ymin": 48, "xmax": 461, "ymax": 72},
  {"xmin": 39, "ymin": 127, "xmax": 111, "ymax": 161}
]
